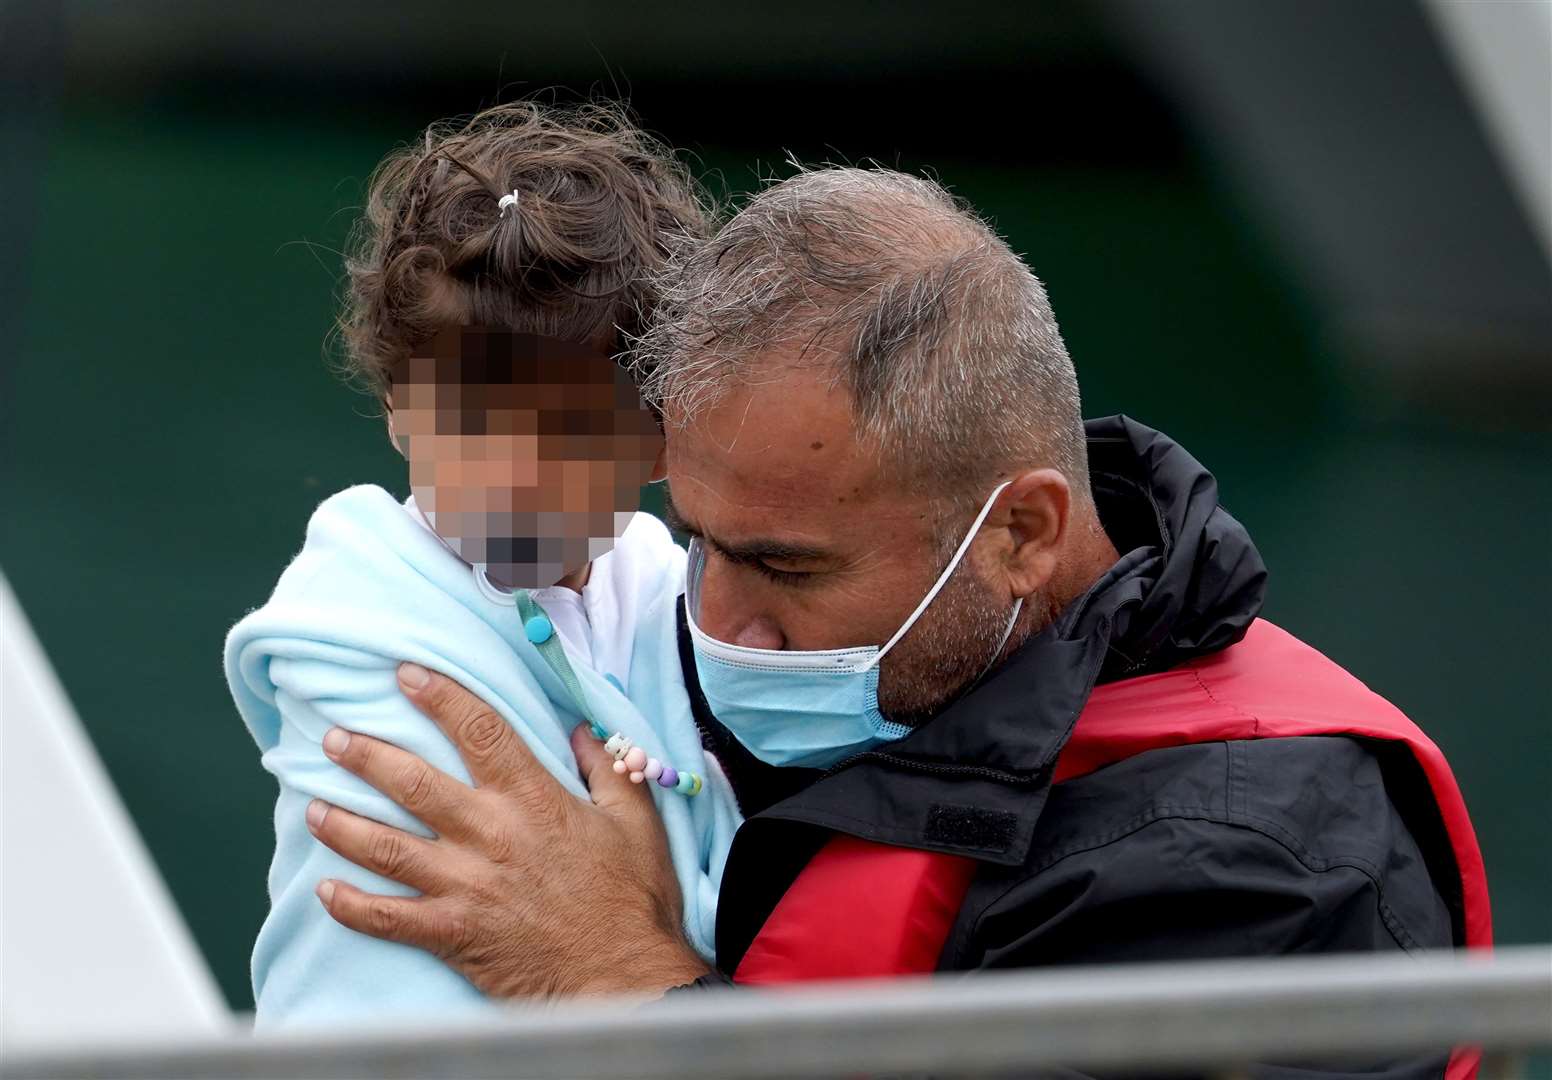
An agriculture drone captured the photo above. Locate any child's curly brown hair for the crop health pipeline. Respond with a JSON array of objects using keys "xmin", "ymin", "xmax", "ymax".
[{"xmin": 334, "ymin": 99, "xmax": 714, "ymax": 407}]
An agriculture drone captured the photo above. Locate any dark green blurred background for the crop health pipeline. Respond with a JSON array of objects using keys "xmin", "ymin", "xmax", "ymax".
[{"xmin": 3, "ymin": 0, "xmax": 1547, "ymax": 1017}]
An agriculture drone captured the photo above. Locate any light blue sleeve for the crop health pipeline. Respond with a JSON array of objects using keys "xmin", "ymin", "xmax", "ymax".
[{"xmin": 249, "ymin": 651, "xmax": 503, "ymax": 1031}]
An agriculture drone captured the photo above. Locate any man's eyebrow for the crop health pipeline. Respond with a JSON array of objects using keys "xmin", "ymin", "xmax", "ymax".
[{"xmin": 662, "ymin": 491, "xmax": 833, "ymax": 563}]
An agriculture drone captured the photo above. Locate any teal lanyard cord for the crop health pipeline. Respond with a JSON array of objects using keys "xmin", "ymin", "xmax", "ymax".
[
  {"xmin": 515, "ymin": 591, "xmax": 609, "ymax": 741},
  {"xmin": 515, "ymin": 591, "xmax": 701, "ymax": 797}
]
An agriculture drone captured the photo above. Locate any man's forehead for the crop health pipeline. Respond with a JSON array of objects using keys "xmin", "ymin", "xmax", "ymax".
[{"xmin": 663, "ymin": 368, "xmax": 902, "ymax": 532}]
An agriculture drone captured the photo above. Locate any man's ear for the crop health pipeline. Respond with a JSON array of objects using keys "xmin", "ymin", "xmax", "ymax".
[
  {"xmin": 998, "ymin": 468, "xmax": 1071, "ymax": 599},
  {"xmin": 647, "ymin": 443, "xmax": 669, "ymax": 484}
]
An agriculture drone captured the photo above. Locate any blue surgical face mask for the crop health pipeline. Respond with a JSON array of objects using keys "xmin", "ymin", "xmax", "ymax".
[{"xmin": 685, "ymin": 480, "xmax": 1024, "ymax": 769}]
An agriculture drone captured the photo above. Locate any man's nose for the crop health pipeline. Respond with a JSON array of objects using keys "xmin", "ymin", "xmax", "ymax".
[
  {"xmin": 698, "ymin": 561, "xmax": 786, "ymax": 650},
  {"xmin": 731, "ymin": 617, "xmax": 785, "ymax": 650}
]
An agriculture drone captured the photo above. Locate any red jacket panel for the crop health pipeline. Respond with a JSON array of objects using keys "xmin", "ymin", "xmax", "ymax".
[{"xmin": 733, "ymin": 619, "xmax": 1490, "ymax": 1077}]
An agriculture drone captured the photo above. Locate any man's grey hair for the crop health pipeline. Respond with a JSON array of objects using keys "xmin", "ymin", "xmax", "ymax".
[{"xmin": 630, "ymin": 165, "xmax": 1089, "ymax": 525}]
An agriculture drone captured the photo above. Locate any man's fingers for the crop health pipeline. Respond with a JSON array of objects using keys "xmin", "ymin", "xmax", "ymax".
[
  {"xmin": 306, "ymin": 799, "xmax": 447, "ymax": 894},
  {"xmin": 569, "ymin": 722, "xmax": 656, "ymax": 815},
  {"xmin": 321, "ymin": 725, "xmax": 474, "ymax": 840},
  {"xmin": 398, "ymin": 663, "xmax": 542, "ymax": 795},
  {"xmin": 315, "ymin": 878, "xmax": 471, "ymax": 958}
]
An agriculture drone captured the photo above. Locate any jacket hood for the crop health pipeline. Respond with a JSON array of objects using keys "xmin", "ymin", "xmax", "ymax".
[{"xmin": 1069, "ymin": 415, "xmax": 1268, "ymax": 680}]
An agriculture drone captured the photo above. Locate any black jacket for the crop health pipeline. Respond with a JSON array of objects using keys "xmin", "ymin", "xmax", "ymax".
[{"xmin": 678, "ymin": 417, "xmax": 1456, "ymax": 1080}]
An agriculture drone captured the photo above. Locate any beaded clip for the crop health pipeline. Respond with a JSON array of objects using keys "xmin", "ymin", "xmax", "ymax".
[{"xmin": 603, "ymin": 733, "xmax": 702, "ymax": 796}]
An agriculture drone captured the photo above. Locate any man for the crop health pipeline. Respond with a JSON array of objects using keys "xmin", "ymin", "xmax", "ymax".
[{"xmin": 304, "ymin": 167, "xmax": 1488, "ymax": 1077}]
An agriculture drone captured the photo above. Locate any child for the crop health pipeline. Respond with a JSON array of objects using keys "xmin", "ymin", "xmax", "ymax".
[{"xmin": 224, "ymin": 101, "xmax": 741, "ymax": 1028}]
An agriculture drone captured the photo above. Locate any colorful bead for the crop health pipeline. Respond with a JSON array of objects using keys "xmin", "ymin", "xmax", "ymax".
[
  {"xmin": 523, "ymin": 614, "xmax": 554, "ymax": 644},
  {"xmin": 598, "ymin": 735, "xmax": 694, "ymax": 795}
]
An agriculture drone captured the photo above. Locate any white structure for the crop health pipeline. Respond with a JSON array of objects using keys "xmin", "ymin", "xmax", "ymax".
[
  {"xmin": 1426, "ymin": 0, "xmax": 1552, "ymax": 255},
  {"xmin": 0, "ymin": 572, "xmax": 229, "ymax": 1049}
]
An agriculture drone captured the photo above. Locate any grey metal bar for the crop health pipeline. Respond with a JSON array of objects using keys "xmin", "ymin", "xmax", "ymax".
[{"xmin": 4, "ymin": 947, "xmax": 1549, "ymax": 1079}]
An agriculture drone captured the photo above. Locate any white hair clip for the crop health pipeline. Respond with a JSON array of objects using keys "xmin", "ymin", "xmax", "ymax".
[{"xmin": 498, "ymin": 189, "xmax": 519, "ymax": 217}]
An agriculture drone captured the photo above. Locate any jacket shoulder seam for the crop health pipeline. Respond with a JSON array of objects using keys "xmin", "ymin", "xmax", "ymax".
[{"xmin": 1191, "ymin": 667, "xmax": 1261, "ymax": 736}]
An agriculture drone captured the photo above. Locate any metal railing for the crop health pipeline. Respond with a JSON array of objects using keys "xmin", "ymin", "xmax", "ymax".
[{"xmin": 4, "ymin": 946, "xmax": 1548, "ymax": 1079}]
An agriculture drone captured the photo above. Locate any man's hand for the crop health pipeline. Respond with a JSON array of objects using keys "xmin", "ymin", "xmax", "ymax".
[{"xmin": 304, "ymin": 661, "xmax": 711, "ymax": 1000}]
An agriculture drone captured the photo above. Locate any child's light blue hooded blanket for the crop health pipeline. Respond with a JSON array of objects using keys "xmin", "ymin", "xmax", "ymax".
[{"xmin": 225, "ymin": 485, "xmax": 741, "ymax": 1028}]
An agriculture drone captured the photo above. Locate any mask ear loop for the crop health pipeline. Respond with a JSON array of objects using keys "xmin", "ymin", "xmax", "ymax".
[
  {"xmin": 684, "ymin": 538, "xmax": 706, "ymax": 627},
  {"xmin": 970, "ymin": 594, "xmax": 1025, "ymax": 689},
  {"xmin": 860, "ymin": 479, "xmax": 1015, "ymax": 672}
]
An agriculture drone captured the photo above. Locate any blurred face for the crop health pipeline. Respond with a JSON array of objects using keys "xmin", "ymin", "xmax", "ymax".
[{"xmin": 389, "ymin": 326, "xmax": 664, "ymax": 589}]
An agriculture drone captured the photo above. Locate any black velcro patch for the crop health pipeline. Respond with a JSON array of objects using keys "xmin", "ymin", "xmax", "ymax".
[{"xmin": 924, "ymin": 803, "xmax": 1018, "ymax": 852}]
